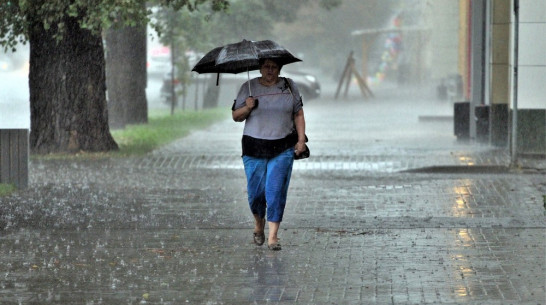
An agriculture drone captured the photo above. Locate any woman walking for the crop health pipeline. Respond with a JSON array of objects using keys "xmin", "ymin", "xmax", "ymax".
[{"xmin": 232, "ymin": 58, "xmax": 307, "ymax": 251}]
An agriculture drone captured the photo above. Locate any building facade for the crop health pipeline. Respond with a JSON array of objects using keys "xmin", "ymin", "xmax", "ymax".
[{"xmin": 424, "ymin": 0, "xmax": 545, "ymax": 156}]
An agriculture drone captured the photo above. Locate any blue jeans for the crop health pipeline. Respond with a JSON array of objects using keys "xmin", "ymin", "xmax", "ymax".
[{"xmin": 242, "ymin": 148, "xmax": 294, "ymax": 222}]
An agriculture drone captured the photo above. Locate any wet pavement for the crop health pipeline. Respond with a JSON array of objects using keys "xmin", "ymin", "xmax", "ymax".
[{"xmin": 1, "ymin": 85, "xmax": 545, "ymax": 304}]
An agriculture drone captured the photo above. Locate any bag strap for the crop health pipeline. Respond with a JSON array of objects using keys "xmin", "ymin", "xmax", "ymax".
[
  {"xmin": 283, "ymin": 77, "xmax": 301, "ymax": 104},
  {"xmin": 283, "ymin": 77, "xmax": 308, "ymax": 143}
]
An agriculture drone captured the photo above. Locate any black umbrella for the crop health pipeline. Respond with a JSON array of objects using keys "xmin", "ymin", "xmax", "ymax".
[{"xmin": 192, "ymin": 39, "xmax": 301, "ymax": 94}]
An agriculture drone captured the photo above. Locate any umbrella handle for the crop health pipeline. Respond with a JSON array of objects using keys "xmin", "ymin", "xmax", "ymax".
[
  {"xmin": 216, "ymin": 73, "xmax": 220, "ymax": 86},
  {"xmin": 247, "ymin": 69, "xmax": 252, "ymax": 96},
  {"xmin": 247, "ymin": 96, "xmax": 258, "ymax": 109}
]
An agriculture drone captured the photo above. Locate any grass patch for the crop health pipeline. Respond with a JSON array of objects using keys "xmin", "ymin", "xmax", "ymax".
[
  {"xmin": 33, "ymin": 108, "xmax": 229, "ymax": 160},
  {"xmin": 0, "ymin": 183, "xmax": 16, "ymax": 196},
  {"xmin": 111, "ymin": 108, "xmax": 228, "ymax": 156}
]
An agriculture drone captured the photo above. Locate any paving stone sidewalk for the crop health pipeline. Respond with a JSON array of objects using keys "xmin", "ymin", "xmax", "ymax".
[{"xmin": 0, "ymin": 87, "xmax": 544, "ymax": 304}]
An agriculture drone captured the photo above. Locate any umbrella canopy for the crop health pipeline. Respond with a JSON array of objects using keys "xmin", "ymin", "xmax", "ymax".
[{"xmin": 192, "ymin": 39, "xmax": 301, "ymax": 74}]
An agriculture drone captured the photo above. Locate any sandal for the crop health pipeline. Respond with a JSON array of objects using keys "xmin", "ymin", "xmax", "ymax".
[
  {"xmin": 267, "ymin": 241, "xmax": 282, "ymax": 251},
  {"xmin": 253, "ymin": 232, "xmax": 265, "ymax": 246}
]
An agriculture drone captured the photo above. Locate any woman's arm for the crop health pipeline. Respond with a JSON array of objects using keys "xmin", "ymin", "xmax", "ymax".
[
  {"xmin": 293, "ymin": 108, "xmax": 306, "ymax": 155},
  {"xmin": 232, "ymin": 97, "xmax": 256, "ymax": 122}
]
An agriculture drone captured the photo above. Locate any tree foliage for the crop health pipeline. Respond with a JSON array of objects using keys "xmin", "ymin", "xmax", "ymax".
[
  {"xmin": 152, "ymin": 0, "xmax": 341, "ymax": 54},
  {"xmin": 150, "ymin": 0, "xmax": 341, "ymax": 109},
  {"xmin": 0, "ymin": 0, "xmax": 229, "ymax": 51}
]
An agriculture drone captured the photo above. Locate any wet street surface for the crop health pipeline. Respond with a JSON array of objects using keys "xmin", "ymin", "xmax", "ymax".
[{"xmin": 1, "ymin": 87, "xmax": 545, "ymax": 304}]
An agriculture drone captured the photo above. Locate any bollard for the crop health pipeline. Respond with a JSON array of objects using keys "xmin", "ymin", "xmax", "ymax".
[
  {"xmin": 0, "ymin": 129, "xmax": 29, "ymax": 189},
  {"xmin": 454, "ymin": 102, "xmax": 470, "ymax": 140},
  {"xmin": 475, "ymin": 105, "xmax": 490, "ymax": 143}
]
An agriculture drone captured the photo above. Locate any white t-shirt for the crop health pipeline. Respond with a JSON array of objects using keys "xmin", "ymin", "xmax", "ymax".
[{"xmin": 234, "ymin": 77, "xmax": 302, "ymax": 140}]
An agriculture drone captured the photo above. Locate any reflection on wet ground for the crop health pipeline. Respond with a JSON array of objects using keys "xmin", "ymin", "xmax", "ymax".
[{"xmin": 1, "ymin": 226, "xmax": 543, "ymax": 304}]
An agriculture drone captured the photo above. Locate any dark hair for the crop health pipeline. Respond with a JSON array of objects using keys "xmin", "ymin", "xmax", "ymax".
[{"xmin": 259, "ymin": 58, "xmax": 283, "ymax": 70}]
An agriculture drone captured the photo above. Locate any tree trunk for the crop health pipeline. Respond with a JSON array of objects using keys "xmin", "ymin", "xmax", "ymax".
[
  {"xmin": 29, "ymin": 15, "xmax": 118, "ymax": 153},
  {"xmin": 105, "ymin": 24, "xmax": 148, "ymax": 129}
]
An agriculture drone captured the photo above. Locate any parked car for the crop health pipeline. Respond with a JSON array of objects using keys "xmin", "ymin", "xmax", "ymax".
[{"xmin": 160, "ymin": 69, "xmax": 320, "ymax": 104}]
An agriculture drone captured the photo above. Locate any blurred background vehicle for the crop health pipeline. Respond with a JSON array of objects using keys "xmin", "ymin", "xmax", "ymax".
[
  {"xmin": 147, "ymin": 46, "xmax": 202, "ymax": 79},
  {"xmin": 282, "ymin": 69, "xmax": 321, "ymax": 100},
  {"xmin": 159, "ymin": 69, "xmax": 320, "ymax": 105},
  {"xmin": 147, "ymin": 46, "xmax": 171, "ymax": 78}
]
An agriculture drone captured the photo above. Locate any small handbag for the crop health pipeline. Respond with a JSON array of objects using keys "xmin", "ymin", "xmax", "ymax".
[
  {"xmin": 295, "ymin": 143, "xmax": 310, "ymax": 160},
  {"xmin": 284, "ymin": 77, "xmax": 310, "ymax": 160}
]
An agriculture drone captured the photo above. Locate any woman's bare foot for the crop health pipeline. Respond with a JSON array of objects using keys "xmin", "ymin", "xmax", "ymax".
[{"xmin": 267, "ymin": 221, "xmax": 281, "ymax": 250}]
